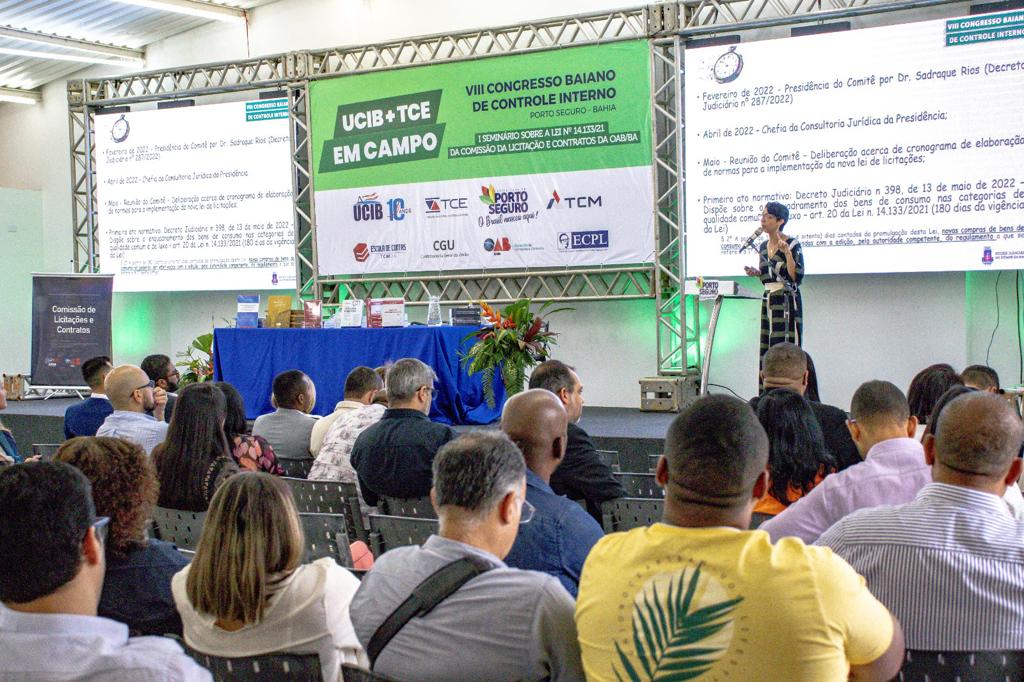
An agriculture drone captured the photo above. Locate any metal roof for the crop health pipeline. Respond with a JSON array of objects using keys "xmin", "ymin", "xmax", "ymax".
[{"xmin": 0, "ymin": 0, "xmax": 270, "ymax": 91}]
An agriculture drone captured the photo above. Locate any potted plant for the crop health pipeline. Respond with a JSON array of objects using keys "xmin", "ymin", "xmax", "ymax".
[
  {"xmin": 175, "ymin": 332, "xmax": 214, "ymax": 387},
  {"xmin": 461, "ymin": 299, "xmax": 568, "ymax": 408}
]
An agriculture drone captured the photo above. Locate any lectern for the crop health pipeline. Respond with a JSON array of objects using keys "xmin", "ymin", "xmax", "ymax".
[{"xmin": 683, "ymin": 280, "xmax": 760, "ymax": 396}]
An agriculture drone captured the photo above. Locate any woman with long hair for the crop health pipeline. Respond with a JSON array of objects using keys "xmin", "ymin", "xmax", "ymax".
[
  {"xmin": 56, "ymin": 436, "xmax": 188, "ymax": 635},
  {"xmin": 214, "ymin": 382, "xmax": 284, "ymax": 475},
  {"xmin": 754, "ymin": 389, "xmax": 837, "ymax": 516},
  {"xmin": 907, "ymin": 363, "xmax": 963, "ymax": 433},
  {"xmin": 153, "ymin": 382, "xmax": 238, "ymax": 511},
  {"xmin": 172, "ymin": 472, "xmax": 365, "ymax": 680}
]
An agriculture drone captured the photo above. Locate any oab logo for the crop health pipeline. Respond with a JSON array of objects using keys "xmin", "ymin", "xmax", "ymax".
[
  {"xmin": 353, "ymin": 193, "xmax": 383, "ymax": 221},
  {"xmin": 484, "ymin": 237, "xmax": 512, "ymax": 253}
]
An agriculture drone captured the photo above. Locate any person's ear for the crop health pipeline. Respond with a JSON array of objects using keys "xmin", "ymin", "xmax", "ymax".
[
  {"xmin": 923, "ymin": 434, "xmax": 937, "ymax": 466},
  {"xmin": 752, "ymin": 469, "xmax": 770, "ymax": 501},
  {"xmin": 801, "ymin": 370, "xmax": 809, "ymax": 390},
  {"xmin": 429, "ymin": 487, "xmax": 439, "ymax": 515},
  {"xmin": 906, "ymin": 415, "xmax": 919, "ymax": 438},
  {"xmin": 1006, "ymin": 458, "xmax": 1023, "ymax": 487},
  {"xmin": 846, "ymin": 419, "xmax": 862, "ymax": 442},
  {"xmin": 655, "ymin": 455, "xmax": 669, "ymax": 487},
  {"xmin": 82, "ymin": 526, "xmax": 103, "ymax": 567},
  {"xmin": 557, "ymin": 387, "xmax": 571, "ymax": 406},
  {"xmin": 498, "ymin": 490, "xmax": 518, "ymax": 525},
  {"xmin": 552, "ymin": 435, "xmax": 566, "ymax": 462}
]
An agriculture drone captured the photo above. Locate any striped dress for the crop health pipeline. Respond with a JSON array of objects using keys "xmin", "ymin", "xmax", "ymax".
[{"xmin": 759, "ymin": 236, "xmax": 804, "ymax": 354}]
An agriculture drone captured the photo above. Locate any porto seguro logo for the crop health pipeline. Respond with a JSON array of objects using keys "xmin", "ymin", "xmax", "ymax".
[{"xmin": 479, "ymin": 184, "xmax": 528, "ymax": 215}]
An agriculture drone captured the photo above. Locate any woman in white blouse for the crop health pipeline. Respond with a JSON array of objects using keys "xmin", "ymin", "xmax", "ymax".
[{"xmin": 172, "ymin": 472, "xmax": 366, "ymax": 681}]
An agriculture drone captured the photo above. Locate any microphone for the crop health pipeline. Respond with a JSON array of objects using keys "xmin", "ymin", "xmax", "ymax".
[{"xmin": 738, "ymin": 227, "xmax": 763, "ymax": 253}]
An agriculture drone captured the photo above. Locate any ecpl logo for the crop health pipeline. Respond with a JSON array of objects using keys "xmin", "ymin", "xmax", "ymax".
[{"xmin": 558, "ymin": 230, "xmax": 609, "ymax": 251}]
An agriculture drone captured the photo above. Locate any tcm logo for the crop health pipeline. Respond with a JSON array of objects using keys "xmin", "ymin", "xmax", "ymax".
[
  {"xmin": 387, "ymin": 197, "xmax": 411, "ymax": 221},
  {"xmin": 425, "ymin": 197, "xmax": 468, "ymax": 213},
  {"xmin": 547, "ymin": 190, "xmax": 603, "ymax": 209},
  {"xmin": 353, "ymin": 243, "xmax": 370, "ymax": 262},
  {"xmin": 353, "ymin": 193, "xmax": 383, "ymax": 221},
  {"xmin": 558, "ymin": 230, "xmax": 609, "ymax": 251},
  {"xmin": 433, "ymin": 239, "xmax": 456, "ymax": 252},
  {"xmin": 484, "ymin": 237, "xmax": 512, "ymax": 253},
  {"xmin": 480, "ymin": 184, "xmax": 528, "ymax": 215}
]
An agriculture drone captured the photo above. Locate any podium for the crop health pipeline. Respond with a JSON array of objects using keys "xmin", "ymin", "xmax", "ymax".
[{"xmin": 684, "ymin": 280, "xmax": 760, "ymax": 396}]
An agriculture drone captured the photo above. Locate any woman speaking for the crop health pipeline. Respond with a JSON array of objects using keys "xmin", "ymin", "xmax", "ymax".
[{"xmin": 743, "ymin": 202, "xmax": 805, "ymax": 354}]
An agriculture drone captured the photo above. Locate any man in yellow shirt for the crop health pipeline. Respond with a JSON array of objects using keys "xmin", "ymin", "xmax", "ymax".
[{"xmin": 575, "ymin": 395, "xmax": 904, "ymax": 681}]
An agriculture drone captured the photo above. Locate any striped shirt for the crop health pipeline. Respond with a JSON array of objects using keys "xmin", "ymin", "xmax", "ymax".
[{"xmin": 817, "ymin": 482, "xmax": 1024, "ymax": 650}]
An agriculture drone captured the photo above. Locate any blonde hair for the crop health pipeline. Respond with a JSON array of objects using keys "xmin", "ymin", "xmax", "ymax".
[{"xmin": 185, "ymin": 472, "xmax": 304, "ymax": 624}]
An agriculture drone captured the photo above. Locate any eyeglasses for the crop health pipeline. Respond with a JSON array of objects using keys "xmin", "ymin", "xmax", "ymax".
[
  {"xmin": 165, "ymin": 369, "xmax": 180, "ymax": 379},
  {"xmin": 133, "ymin": 380, "xmax": 155, "ymax": 392},
  {"xmin": 519, "ymin": 498, "xmax": 536, "ymax": 525},
  {"xmin": 420, "ymin": 385, "xmax": 435, "ymax": 395},
  {"xmin": 91, "ymin": 516, "xmax": 110, "ymax": 546}
]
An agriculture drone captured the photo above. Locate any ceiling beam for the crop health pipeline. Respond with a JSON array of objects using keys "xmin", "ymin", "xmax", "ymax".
[
  {"xmin": 110, "ymin": 0, "xmax": 248, "ymax": 23},
  {"xmin": 0, "ymin": 45, "xmax": 141, "ymax": 65},
  {"xmin": 0, "ymin": 85, "xmax": 41, "ymax": 104},
  {"xmin": 0, "ymin": 26, "xmax": 144, "ymax": 61}
]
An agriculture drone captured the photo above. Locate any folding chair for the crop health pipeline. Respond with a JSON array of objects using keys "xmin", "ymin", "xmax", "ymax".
[
  {"xmin": 151, "ymin": 507, "xmax": 206, "ymax": 551},
  {"xmin": 283, "ymin": 477, "xmax": 367, "ymax": 543},
  {"xmin": 367, "ymin": 514, "xmax": 437, "ymax": 556},
  {"xmin": 596, "ymin": 449, "xmax": 620, "ymax": 472},
  {"xmin": 897, "ymin": 649, "xmax": 1024, "ymax": 681},
  {"xmin": 299, "ymin": 512, "xmax": 353, "ymax": 567},
  {"xmin": 613, "ymin": 472, "xmax": 662, "ymax": 499},
  {"xmin": 380, "ymin": 496, "xmax": 436, "ymax": 519},
  {"xmin": 32, "ymin": 444, "xmax": 62, "ymax": 461},
  {"xmin": 277, "ymin": 458, "xmax": 313, "ymax": 479},
  {"xmin": 602, "ymin": 498, "xmax": 664, "ymax": 533},
  {"xmin": 186, "ymin": 648, "xmax": 322, "ymax": 681}
]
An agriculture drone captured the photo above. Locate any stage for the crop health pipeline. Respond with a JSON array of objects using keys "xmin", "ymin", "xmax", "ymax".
[{"xmin": 2, "ymin": 398, "xmax": 671, "ymax": 471}]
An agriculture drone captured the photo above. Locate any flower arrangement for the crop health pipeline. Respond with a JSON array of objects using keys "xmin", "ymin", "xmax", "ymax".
[
  {"xmin": 176, "ymin": 332, "xmax": 214, "ymax": 387},
  {"xmin": 461, "ymin": 299, "xmax": 569, "ymax": 408}
]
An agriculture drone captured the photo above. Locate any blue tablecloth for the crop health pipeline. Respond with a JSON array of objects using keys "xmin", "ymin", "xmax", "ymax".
[{"xmin": 212, "ymin": 326, "xmax": 504, "ymax": 425}]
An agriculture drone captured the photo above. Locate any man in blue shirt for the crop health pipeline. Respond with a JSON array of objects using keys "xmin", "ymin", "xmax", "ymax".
[
  {"xmin": 63, "ymin": 356, "xmax": 114, "ymax": 439},
  {"xmin": 501, "ymin": 388, "xmax": 604, "ymax": 596},
  {"xmin": 96, "ymin": 365, "xmax": 168, "ymax": 456}
]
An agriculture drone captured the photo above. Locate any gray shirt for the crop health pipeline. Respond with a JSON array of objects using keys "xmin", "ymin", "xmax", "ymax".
[
  {"xmin": 252, "ymin": 408, "xmax": 318, "ymax": 461},
  {"xmin": 96, "ymin": 411, "xmax": 169, "ymax": 456},
  {"xmin": 350, "ymin": 535, "xmax": 583, "ymax": 682}
]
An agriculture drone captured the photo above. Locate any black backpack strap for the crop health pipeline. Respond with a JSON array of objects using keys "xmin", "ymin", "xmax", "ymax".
[{"xmin": 367, "ymin": 557, "xmax": 491, "ymax": 668}]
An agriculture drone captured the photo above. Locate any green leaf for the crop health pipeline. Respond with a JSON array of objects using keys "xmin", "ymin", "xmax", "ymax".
[{"xmin": 613, "ymin": 564, "xmax": 742, "ymax": 681}]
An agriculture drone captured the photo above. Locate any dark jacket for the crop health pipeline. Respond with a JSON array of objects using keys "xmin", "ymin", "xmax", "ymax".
[
  {"xmin": 100, "ymin": 538, "xmax": 189, "ymax": 636},
  {"xmin": 351, "ymin": 408, "xmax": 456, "ymax": 507},
  {"xmin": 64, "ymin": 397, "xmax": 115, "ymax": 439},
  {"xmin": 549, "ymin": 422, "xmax": 626, "ymax": 522},
  {"xmin": 749, "ymin": 394, "xmax": 861, "ymax": 471}
]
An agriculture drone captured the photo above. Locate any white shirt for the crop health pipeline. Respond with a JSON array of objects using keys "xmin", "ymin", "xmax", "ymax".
[
  {"xmin": 173, "ymin": 558, "xmax": 366, "ymax": 682},
  {"xmin": 310, "ymin": 400, "xmax": 365, "ymax": 456},
  {"xmin": 0, "ymin": 604, "xmax": 211, "ymax": 681}
]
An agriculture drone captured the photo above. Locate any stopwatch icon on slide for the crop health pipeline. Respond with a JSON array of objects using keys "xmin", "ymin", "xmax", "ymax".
[
  {"xmin": 111, "ymin": 114, "xmax": 130, "ymax": 143},
  {"xmin": 712, "ymin": 46, "xmax": 744, "ymax": 84}
]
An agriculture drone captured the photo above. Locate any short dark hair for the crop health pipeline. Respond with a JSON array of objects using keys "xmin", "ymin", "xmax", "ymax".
[
  {"xmin": 272, "ymin": 370, "xmax": 311, "ymax": 409},
  {"xmin": 344, "ymin": 366, "xmax": 383, "ymax": 400},
  {"xmin": 907, "ymin": 363, "xmax": 963, "ymax": 423},
  {"xmin": 926, "ymin": 385, "xmax": 976, "ymax": 439},
  {"xmin": 761, "ymin": 343, "xmax": 806, "ymax": 380},
  {"xmin": 665, "ymin": 395, "xmax": 768, "ymax": 505},
  {"xmin": 81, "ymin": 356, "xmax": 112, "ymax": 390},
  {"xmin": 140, "ymin": 354, "xmax": 173, "ymax": 382},
  {"xmin": 215, "ymin": 382, "xmax": 248, "ymax": 439},
  {"xmin": 850, "ymin": 380, "xmax": 910, "ymax": 426},
  {"xmin": 0, "ymin": 461, "xmax": 95, "ymax": 603},
  {"xmin": 935, "ymin": 392, "xmax": 1024, "ymax": 477},
  {"xmin": 433, "ymin": 432, "xmax": 525, "ymax": 514},
  {"xmin": 527, "ymin": 360, "xmax": 577, "ymax": 395},
  {"xmin": 961, "ymin": 364, "xmax": 1000, "ymax": 391}
]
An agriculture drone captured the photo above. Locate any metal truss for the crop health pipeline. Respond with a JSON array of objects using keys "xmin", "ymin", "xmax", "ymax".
[
  {"xmin": 68, "ymin": 81, "xmax": 96, "ymax": 273},
  {"xmin": 288, "ymin": 82, "xmax": 319, "ymax": 298}
]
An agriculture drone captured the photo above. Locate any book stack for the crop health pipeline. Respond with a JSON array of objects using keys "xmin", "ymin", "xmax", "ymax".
[{"xmin": 449, "ymin": 305, "xmax": 483, "ymax": 327}]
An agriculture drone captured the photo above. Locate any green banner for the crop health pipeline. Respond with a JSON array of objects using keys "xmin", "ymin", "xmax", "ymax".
[{"xmin": 310, "ymin": 40, "xmax": 652, "ymax": 190}]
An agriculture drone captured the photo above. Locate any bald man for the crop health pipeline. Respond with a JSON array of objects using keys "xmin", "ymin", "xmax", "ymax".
[
  {"xmin": 501, "ymin": 389, "xmax": 603, "ymax": 596},
  {"xmin": 819, "ymin": 392, "xmax": 1024, "ymax": 651},
  {"xmin": 96, "ymin": 365, "xmax": 169, "ymax": 455}
]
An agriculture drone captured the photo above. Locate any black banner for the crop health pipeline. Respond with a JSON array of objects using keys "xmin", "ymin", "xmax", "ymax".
[{"xmin": 31, "ymin": 275, "xmax": 113, "ymax": 387}]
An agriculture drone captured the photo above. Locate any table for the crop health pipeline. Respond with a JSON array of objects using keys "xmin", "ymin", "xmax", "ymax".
[{"xmin": 212, "ymin": 326, "xmax": 504, "ymax": 425}]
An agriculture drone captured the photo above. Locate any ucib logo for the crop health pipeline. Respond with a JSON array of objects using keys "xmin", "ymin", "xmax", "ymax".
[
  {"xmin": 387, "ymin": 197, "xmax": 411, "ymax": 221},
  {"xmin": 484, "ymin": 237, "xmax": 512, "ymax": 254},
  {"xmin": 547, "ymin": 190, "xmax": 603, "ymax": 209},
  {"xmin": 353, "ymin": 193, "xmax": 383, "ymax": 222},
  {"xmin": 479, "ymin": 184, "xmax": 529, "ymax": 215}
]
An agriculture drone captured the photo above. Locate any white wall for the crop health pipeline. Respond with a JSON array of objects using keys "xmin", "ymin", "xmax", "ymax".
[
  {"xmin": 0, "ymin": 0, "xmax": 1016, "ymax": 408},
  {"xmin": 0, "ymin": 188, "xmax": 43, "ymax": 374}
]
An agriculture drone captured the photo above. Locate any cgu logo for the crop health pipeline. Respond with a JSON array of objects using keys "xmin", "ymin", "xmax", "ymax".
[
  {"xmin": 433, "ymin": 239, "xmax": 455, "ymax": 251},
  {"xmin": 353, "ymin": 193, "xmax": 383, "ymax": 221}
]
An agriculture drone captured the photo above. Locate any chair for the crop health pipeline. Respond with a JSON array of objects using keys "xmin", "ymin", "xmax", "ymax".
[
  {"xmin": 299, "ymin": 512, "xmax": 353, "ymax": 567},
  {"xmin": 277, "ymin": 458, "xmax": 313, "ymax": 479},
  {"xmin": 897, "ymin": 649, "xmax": 1024, "ymax": 681},
  {"xmin": 380, "ymin": 496, "xmax": 436, "ymax": 519},
  {"xmin": 602, "ymin": 498, "xmax": 664, "ymax": 533},
  {"xmin": 613, "ymin": 472, "xmax": 662, "ymax": 499},
  {"xmin": 648, "ymin": 453, "xmax": 662, "ymax": 472},
  {"xmin": 596, "ymin": 449, "xmax": 620, "ymax": 472},
  {"xmin": 32, "ymin": 444, "xmax": 62, "ymax": 461},
  {"xmin": 368, "ymin": 514, "xmax": 437, "ymax": 556},
  {"xmin": 151, "ymin": 507, "xmax": 206, "ymax": 551},
  {"xmin": 283, "ymin": 477, "xmax": 367, "ymax": 543},
  {"xmin": 186, "ymin": 648, "xmax": 322, "ymax": 681},
  {"xmin": 341, "ymin": 664, "xmax": 400, "ymax": 681}
]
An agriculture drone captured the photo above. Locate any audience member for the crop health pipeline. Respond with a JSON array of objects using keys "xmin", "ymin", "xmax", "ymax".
[
  {"xmin": 754, "ymin": 389, "xmax": 837, "ymax": 516},
  {"xmin": 252, "ymin": 370, "xmax": 318, "ymax": 462},
  {"xmin": 64, "ymin": 355, "xmax": 114, "ymax": 438},
  {"xmin": 527, "ymin": 360, "xmax": 625, "ymax": 521},
  {"xmin": 96, "ymin": 365, "xmax": 169, "ymax": 455},
  {"xmin": 575, "ymin": 395, "xmax": 904, "ymax": 681},
  {"xmin": 0, "ymin": 381, "xmax": 18, "ymax": 465},
  {"xmin": 351, "ymin": 358, "xmax": 455, "ymax": 507},
  {"xmin": 0, "ymin": 461, "xmax": 211, "ymax": 681},
  {"xmin": 173, "ymin": 472, "xmax": 365, "ymax": 681},
  {"xmin": 961, "ymin": 363, "xmax": 1000, "ymax": 393},
  {"xmin": 372, "ymin": 365, "xmax": 390, "ymax": 406},
  {"xmin": 350, "ymin": 431, "xmax": 583, "ymax": 681},
  {"xmin": 819, "ymin": 392, "xmax": 1024, "ymax": 650},
  {"xmin": 215, "ymin": 382, "xmax": 283, "ymax": 475},
  {"xmin": 761, "ymin": 380, "xmax": 920, "ymax": 543},
  {"xmin": 804, "ymin": 350, "xmax": 822, "ymax": 402},
  {"xmin": 907, "ymin": 363, "xmax": 962, "ymax": 432},
  {"xmin": 501, "ymin": 389, "xmax": 604, "ymax": 597},
  {"xmin": 153, "ymin": 383, "xmax": 239, "ymax": 512},
  {"xmin": 751, "ymin": 343, "xmax": 860, "ymax": 470},
  {"xmin": 310, "ymin": 366, "xmax": 383, "ymax": 456},
  {"xmin": 308, "ymin": 379, "xmax": 386, "ymax": 497},
  {"xmin": 141, "ymin": 354, "xmax": 180, "ymax": 423},
  {"xmin": 56, "ymin": 436, "xmax": 188, "ymax": 636}
]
